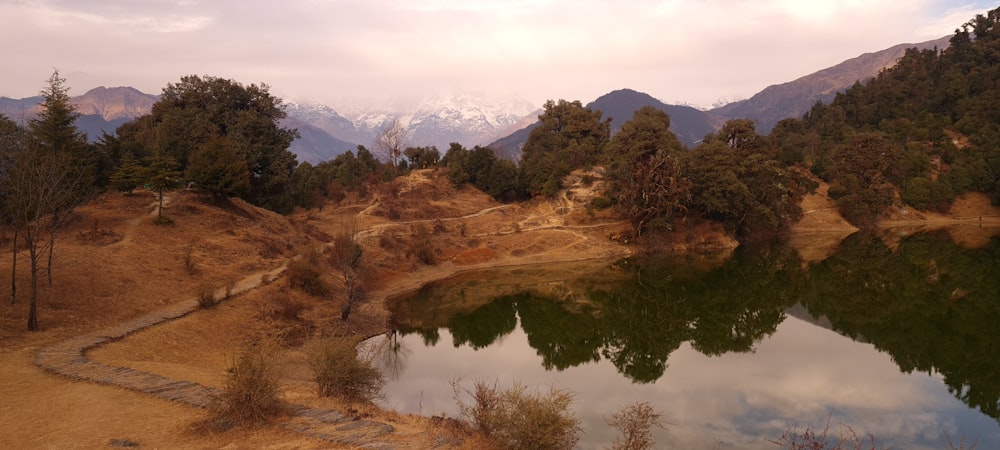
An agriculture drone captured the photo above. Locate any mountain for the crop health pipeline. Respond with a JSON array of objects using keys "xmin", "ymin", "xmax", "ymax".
[
  {"xmin": 404, "ymin": 93, "xmax": 537, "ymax": 151},
  {"xmin": 280, "ymin": 117, "xmax": 357, "ymax": 164},
  {"xmin": 0, "ymin": 86, "xmax": 157, "ymax": 141},
  {"xmin": 587, "ymin": 89, "xmax": 718, "ymax": 145},
  {"xmin": 288, "ymin": 93, "xmax": 538, "ymax": 155},
  {"xmin": 71, "ymin": 86, "xmax": 157, "ymax": 121},
  {"xmin": 486, "ymin": 88, "xmax": 718, "ymax": 161},
  {"xmin": 711, "ymin": 35, "xmax": 952, "ymax": 133}
]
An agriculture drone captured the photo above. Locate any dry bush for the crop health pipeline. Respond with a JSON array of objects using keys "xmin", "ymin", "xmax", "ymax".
[
  {"xmin": 308, "ymin": 336, "xmax": 385, "ymax": 402},
  {"xmin": 770, "ymin": 417, "xmax": 886, "ymax": 450},
  {"xmin": 410, "ymin": 223, "xmax": 435, "ymax": 265},
  {"xmin": 433, "ymin": 218, "xmax": 448, "ymax": 234},
  {"xmin": 606, "ymin": 401, "xmax": 665, "ymax": 450},
  {"xmin": 197, "ymin": 283, "xmax": 217, "ymax": 308},
  {"xmin": 269, "ymin": 292, "xmax": 309, "ymax": 321},
  {"xmin": 209, "ymin": 339, "xmax": 284, "ymax": 429},
  {"xmin": 452, "ymin": 379, "xmax": 581, "ymax": 450},
  {"xmin": 286, "ymin": 246, "xmax": 328, "ymax": 297}
]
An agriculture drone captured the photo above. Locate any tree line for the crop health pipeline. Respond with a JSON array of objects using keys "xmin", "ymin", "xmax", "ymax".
[{"xmin": 4, "ymin": 6, "xmax": 999, "ymax": 330}]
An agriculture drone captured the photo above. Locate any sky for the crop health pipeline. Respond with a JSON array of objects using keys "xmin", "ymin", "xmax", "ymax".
[{"xmin": 1, "ymin": 0, "xmax": 997, "ymax": 111}]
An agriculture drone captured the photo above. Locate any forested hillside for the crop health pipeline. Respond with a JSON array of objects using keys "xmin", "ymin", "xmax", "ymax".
[{"xmin": 779, "ymin": 6, "xmax": 1000, "ymax": 225}]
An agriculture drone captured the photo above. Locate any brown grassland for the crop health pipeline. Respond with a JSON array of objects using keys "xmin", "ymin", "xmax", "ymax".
[{"xmin": 2, "ymin": 168, "xmax": 998, "ymax": 449}]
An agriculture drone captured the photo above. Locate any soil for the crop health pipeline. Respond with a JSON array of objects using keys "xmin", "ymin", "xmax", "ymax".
[{"xmin": 2, "ymin": 169, "xmax": 998, "ymax": 449}]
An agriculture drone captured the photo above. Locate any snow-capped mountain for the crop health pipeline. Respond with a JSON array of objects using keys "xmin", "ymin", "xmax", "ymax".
[
  {"xmin": 285, "ymin": 92, "xmax": 538, "ymax": 154},
  {"xmin": 407, "ymin": 92, "xmax": 537, "ymax": 151}
]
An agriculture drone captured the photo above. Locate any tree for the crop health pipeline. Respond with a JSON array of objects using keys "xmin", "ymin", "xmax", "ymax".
[
  {"xmin": 28, "ymin": 70, "xmax": 92, "ymax": 287},
  {"xmin": 603, "ymin": 107, "xmax": 690, "ymax": 235},
  {"xmin": 185, "ymin": 137, "xmax": 250, "ymax": 198},
  {"xmin": 685, "ymin": 140, "xmax": 803, "ymax": 239},
  {"xmin": 145, "ymin": 152, "xmax": 182, "ymax": 221},
  {"xmin": 109, "ymin": 154, "xmax": 147, "ymax": 194},
  {"xmin": 1, "ymin": 114, "xmax": 25, "ymax": 305},
  {"xmin": 375, "ymin": 118, "xmax": 407, "ymax": 175},
  {"xmin": 1, "ymin": 149, "xmax": 83, "ymax": 330},
  {"xmin": 520, "ymin": 100, "xmax": 610, "ymax": 196},
  {"xmin": 404, "ymin": 146, "xmax": 440, "ymax": 169},
  {"xmin": 826, "ymin": 132, "xmax": 902, "ymax": 227},
  {"xmin": 119, "ymin": 75, "xmax": 298, "ymax": 211},
  {"xmin": 616, "ymin": 151, "xmax": 691, "ymax": 236}
]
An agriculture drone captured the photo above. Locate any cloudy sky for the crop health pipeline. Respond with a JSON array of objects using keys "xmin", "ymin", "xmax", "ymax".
[{"xmin": 1, "ymin": 0, "xmax": 996, "ymax": 110}]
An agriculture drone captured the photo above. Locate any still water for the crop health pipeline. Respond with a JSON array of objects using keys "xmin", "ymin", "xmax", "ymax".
[{"xmin": 375, "ymin": 230, "xmax": 1000, "ymax": 449}]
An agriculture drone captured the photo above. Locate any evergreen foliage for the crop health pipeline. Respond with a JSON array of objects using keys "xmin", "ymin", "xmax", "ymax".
[
  {"xmin": 520, "ymin": 100, "xmax": 610, "ymax": 196},
  {"xmin": 115, "ymin": 75, "xmax": 299, "ymax": 211},
  {"xmin": 782, "ymin": 6, "xmax": 1000, "ymax": 223}
]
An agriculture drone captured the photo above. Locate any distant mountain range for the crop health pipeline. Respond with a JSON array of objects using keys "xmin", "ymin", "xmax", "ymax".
[{"xmin": 0, "ymin": 35, "xmax": 951, "ymax": 164}]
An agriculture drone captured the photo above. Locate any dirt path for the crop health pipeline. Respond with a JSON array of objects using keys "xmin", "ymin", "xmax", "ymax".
[{"xmin": 27, "ymin": 190, "xmax": 629, "ymax": 449}]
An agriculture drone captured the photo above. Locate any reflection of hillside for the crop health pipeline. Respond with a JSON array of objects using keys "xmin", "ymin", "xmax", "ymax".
[
  {"xmin": 802, "ymin": 231, "xmax": 1000, "ymax": 422},
  {"xmin": 391, "ymin": 244, "xmax": 805, "ymax": 383},
  {"xmin": 387, "ymin": 259, "xmax": 627, "ymax": 330}
]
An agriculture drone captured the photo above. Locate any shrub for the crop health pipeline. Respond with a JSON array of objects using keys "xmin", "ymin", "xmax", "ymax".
[
  {"xmin": 270, "ymin": 293, "xmax": 309, "ymax": 321},
  {"xmin": 769, "ymin": 418, "xmax": 885, "ymax": 450},
  {"xmin": 309, "ymin": 337, "xmax": 384, "ymax": 402},
  {"xmin": 590, "ymin": 196, "xmax": 613, "ymax": 210},
  {"xmin": 452, "ymin": 379, "xmax": 581, "ymax": 450},
  {"xmin": 606, "ymin": 401, "xmax": 665, "ymax": 450},
  {"xmin": 197, "ymin": 283, "xmax": 217, "ymax": 308},
  {"xmin": 286, "ymin": 247, "xmax": 328, "ymax": 297},
  {"xmin": 152, "ymin": 215, "xmax": 174, "ymax": 226},
  {"xmin": 210, "ymin": 339, "xmax": 284, "ymax": 428},
  {"xmin": 410, "ymin": 224, "xmax": 435, "ymax": 265}
]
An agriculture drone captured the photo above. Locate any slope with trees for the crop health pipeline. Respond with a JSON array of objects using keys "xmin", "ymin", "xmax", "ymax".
[
  {"xmin": 111, "ymin": 75, "xmax": 299, "ymax": 212},
  {"xmin": 773, "ymin": 6, "xmax": 1000, "ymax": 226}
]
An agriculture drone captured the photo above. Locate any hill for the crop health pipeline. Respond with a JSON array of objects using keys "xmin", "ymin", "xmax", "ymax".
[
  {"xmin": 587, "ymin": 88, "xmax": 718, "ymax": 145},
  {"xmin": 486, "ymin": 88, "xmax": 717, "ymax": 161},
  {"xmin": 711, "ymin": 36, "xmax": 952, "ymax": 133}
]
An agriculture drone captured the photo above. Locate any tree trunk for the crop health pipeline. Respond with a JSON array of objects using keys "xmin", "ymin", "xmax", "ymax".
[
  {"xmin": 47, "ymin": 220, "xmax": 56, "ymax": 287},
  {"xmin": 27, "ymin": 244, "xmax": 39, "ymax": 332},
  {"xmin": 10, "ymin": 228, "xmax": 17, "ymax": 304}
]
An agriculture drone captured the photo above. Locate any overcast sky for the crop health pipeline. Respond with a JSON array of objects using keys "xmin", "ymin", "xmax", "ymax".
[{"xmin": 1, "ymin": 0, "xmax": 996, "ymax": 110}]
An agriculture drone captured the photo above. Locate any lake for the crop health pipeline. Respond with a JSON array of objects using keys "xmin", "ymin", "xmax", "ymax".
[{"xmin": 375, "ymin": 229, "xmax": 1000, "ymax": 449}]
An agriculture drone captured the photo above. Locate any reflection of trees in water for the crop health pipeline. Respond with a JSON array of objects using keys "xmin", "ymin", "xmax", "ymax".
[
  {"xmin": 369, "ymin": 331, "xmax": 411, "ymax": 381},
  {"xmin": 446, "ymin": 296, "xmax": 517, "ymax": 349},
  {"xmin": 517, "ymin": 293, "xmax": 603, "ymax": 371},
  {"xmin": 802, "ymin": 232, "xmax": 1000, "ymax": 423},
  {"xmin": 391, "ymin": 232, "xmax": 1000, "ymax": 421},
  {"xmin": 396, "ymin": 244, "xmax": 804, "ymax": 383}
]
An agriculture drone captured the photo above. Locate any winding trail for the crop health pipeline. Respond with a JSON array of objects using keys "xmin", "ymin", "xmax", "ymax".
[
  {"xmin": 32, "ymin": 200, "xmax": 434, "ymax": 449},
  {"xmin": 32, "ymin": 189, "xmax": 625, "ymax": 448},
  {"xmin": 31, "ymin": 262, "xmax": 412, "ymax": 448}
]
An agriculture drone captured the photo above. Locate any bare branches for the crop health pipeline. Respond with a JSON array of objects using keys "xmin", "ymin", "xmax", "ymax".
[{"xmin": 374, "ymin": 118, "xmax": 407, "ymax": 173}]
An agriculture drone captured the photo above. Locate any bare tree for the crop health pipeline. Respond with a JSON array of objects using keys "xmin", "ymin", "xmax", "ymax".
[
  {"xmin": 329, "ymin": 220, "xmax": 365, "ymax": 321},
  {"xmin": 374, "ymin": 118, "xmax": 407, "ymax": 175},
  {"xmin": 2, "ymin": 149, "xmax": 82, "ymax": 330}
]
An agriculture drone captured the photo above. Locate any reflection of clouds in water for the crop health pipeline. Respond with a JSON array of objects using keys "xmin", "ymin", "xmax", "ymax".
[{"xmin": 379, "ymin": 316, "xmax": 998, "ymax": 449}]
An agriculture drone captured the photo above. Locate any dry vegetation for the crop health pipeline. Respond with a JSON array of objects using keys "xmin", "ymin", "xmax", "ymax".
[{"xmin": 2, "ymin": 168, "xmax": 998, "ymax": 449}]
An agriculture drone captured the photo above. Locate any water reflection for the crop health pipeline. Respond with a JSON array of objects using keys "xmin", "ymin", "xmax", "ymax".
[{"xmin": 380, "ymin": 231, "xmax": 1000, "ymax": 448}]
